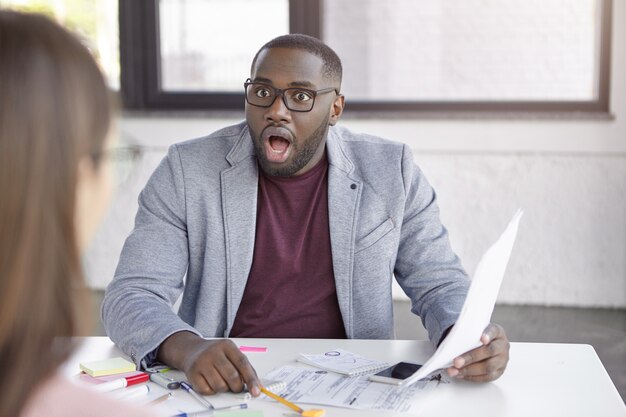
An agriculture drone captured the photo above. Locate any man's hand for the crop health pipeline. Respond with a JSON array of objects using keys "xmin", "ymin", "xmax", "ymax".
[
  {"xmin": 446, "ymin": 323, "xmax": 510, "ymax": 382},
  {"xmin": 157, "ymin": 331, "xmax": 261, "ymax": 396}
]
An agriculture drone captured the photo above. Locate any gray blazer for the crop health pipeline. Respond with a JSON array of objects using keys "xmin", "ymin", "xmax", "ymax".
[{"xmin": 102, "ymin": 122, "xmax": 469, "ymax": 366}]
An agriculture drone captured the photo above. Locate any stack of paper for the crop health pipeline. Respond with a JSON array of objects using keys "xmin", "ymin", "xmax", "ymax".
[{"xmin": 400, "ymin": 209, "xmax": 523, "ymax": 386}]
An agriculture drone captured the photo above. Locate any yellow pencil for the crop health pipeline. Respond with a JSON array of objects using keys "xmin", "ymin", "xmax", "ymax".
[{"xmin": 260, "ymin": 387, "xmax": 325, "ymax": 417}]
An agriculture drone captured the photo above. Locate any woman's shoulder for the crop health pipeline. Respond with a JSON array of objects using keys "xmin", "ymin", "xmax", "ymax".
[{"xmin": 20, "ymin": 374, "xmax": 161, "ymax": 417}]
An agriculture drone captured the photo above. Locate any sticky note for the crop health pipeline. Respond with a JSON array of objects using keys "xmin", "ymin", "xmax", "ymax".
[
  {"xmin": 79, "ymin": 357, "xmax": 136, "ymax": 377},
  {"xmin": 301, "ymin": 410, "xmax": 325, "ymax": 417},
  {"xmin": 239, "ymin": 345, "xmax": 268, "ymax": 353}
]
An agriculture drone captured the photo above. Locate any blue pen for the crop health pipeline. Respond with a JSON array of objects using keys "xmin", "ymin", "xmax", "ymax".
[
  {"xmin": 179, "ymin": 381, "xmax": 214, "ymax": 409},
  {"xmin": 172, "ymin": 411, "xmax": 213, "ymax": 417},
  {"xmin": 172, "ymin": 412, "xmax": 213, "ymax": 417},
  {"xmin": 172, "ymin": 403, "xmax": 247, "ymax": 417}
]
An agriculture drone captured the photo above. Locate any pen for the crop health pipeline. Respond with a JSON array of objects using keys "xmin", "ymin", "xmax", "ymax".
[
  {"xmin": 171, "ymin": 403, "xmax": 247, "ymax": 417},
  {"xmin": 92, "ymin": 372, "xmax": 150, "ymax": 392},
  {"xmin": 171, "ymin": 411, "xmax": 213, "ymax": 417},
  {"xmin": 147, "ymin": 392, "xmax": 172, "ymax": 405},
  {"xmin": 179, "ymin": 381, "xmax": 214, "ymax": 409}
]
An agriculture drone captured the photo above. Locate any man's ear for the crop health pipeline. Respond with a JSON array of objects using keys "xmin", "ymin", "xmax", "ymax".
[{"xmin": 329, "ymin": 94, "xmax": 345, "ymax": 126}]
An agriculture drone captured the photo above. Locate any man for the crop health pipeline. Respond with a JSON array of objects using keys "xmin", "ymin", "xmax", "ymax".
[{"xmin": 102, "ymin": 34, "xmax": 509, "ymax": 398}]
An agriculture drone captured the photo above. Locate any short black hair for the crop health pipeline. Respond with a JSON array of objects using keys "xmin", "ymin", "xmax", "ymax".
[{"xmin": 251, "ymin": 34, "xmax": 342, "ymax": 87}]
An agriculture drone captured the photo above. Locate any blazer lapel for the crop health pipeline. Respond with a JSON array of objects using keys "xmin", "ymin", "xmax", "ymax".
[
  {"xmin": 221, "ymin": 128, "xmax": 258, "ymax": 335},
  {"xmin": 326, "ymin": 129, "xmax": 362, "ymax": 338},
  {"xmin": 220, "ymin": 126, "xmax": 362, "ymax": 337}
]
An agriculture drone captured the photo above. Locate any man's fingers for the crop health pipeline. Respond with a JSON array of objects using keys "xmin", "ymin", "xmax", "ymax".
[
  {"xmin": 481, "ymin": 322, "xmax": 505, "ymax": 345},
  {"xmin": 448, "ymin": 323, "xmax": 510, "ymax": 382},
  {"xmin": 456, "ymin": 358, "xmax": 507, "ymax": 382},
  {"xmin": 195, "ymin": 364, "xmax": 241, "ymax": 395},
  {"xmin": 456, "ymin": 337, "xmax": 509, "ymax": 367},
  {"xmin": 457, "ymin": 356, "xmax": 506, "ymax": 377},
  {"xmin": 454, "ymin": 322, "xmax": 509, "ymax": 368},
  {"xmin": 451, "ymin": 353, "xmax": 508, "ymax": 381},
  {"xmin": 225, "ymin": 345, "xmax": 261, "ymax": 396},
  {"xmin": 188, "ymin": 370, "xmax": 216, "ymax": 395},
  {"xmin": 181, "ymin": 339, "xmax": 259, "ymax": 395},
  {"xmin": 206, "ymin": 341, "xmax": 256, "ymax": 394},
  {"xmin": 449, "ymin": 325, "xmax": 510, "ymax": 382},
  {"xmin": 208, "ymin": 362, "xmax": 239, "ymax": 393},
  {"xmin": 216, "ymin": 368, "xmax": 245, "ymax": 393}
]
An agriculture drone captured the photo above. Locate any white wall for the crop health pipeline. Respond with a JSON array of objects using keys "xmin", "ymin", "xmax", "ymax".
[{"xmin": 84, "ymin": 1, "xmax": 626, "ymax": 308}]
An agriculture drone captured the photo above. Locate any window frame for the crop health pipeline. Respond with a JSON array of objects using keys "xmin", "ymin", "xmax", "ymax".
[
  {"xmin": 120, "ymin": 0, "xmax": 319, "ymax": 110},
  {"xmin": 120, "ymin": 0, "xmax": 612, "ymax": 115}
]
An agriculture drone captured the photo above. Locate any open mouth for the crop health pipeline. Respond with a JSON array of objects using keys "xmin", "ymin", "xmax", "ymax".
[
  {"xmin": 269, "ymin": 136, "xmax": 290, "ymax": 153},
  {"xmin": 262, "ymin": 126, "xmax": 293, "ymax": 163}
]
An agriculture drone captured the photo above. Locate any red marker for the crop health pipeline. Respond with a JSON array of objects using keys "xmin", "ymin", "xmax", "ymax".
[{"xmin": 92, "ymin": 372, "xmax": 149, "ymax": 392}]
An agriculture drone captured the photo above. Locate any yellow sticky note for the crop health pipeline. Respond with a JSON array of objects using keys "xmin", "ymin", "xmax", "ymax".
[
  {"xmin": 302, "ymin": 411, "xmax": 325, "ymax": 417},
  {"xmin": 79, "ymin": 357, "xmax": 136, "ymax": 377}
]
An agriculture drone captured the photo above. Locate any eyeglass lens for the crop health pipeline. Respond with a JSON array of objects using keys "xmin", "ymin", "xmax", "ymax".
[{"xmin": 246, "ymin": 83, "xmax": 317, "ymax": 112}]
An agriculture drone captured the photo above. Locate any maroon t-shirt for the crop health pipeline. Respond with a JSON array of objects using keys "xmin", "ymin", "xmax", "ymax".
[{"xmin": 229, "ymin": 154, "xmax": 346, "ymax": 338}]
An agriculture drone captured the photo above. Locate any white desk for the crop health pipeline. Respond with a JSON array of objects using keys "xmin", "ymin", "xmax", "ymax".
[{"xmin": 63, "ymin": 338, "xmax": 625, "ymax": 417}]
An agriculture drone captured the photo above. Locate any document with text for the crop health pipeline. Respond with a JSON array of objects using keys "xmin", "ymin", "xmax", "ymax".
[
  {"xmin": 263, "ymin": 365, "xmax": 441, "ymax": 413},
  {"xmin": 400, "ymin": 209, "xmax": 523, "ymax": 386}
]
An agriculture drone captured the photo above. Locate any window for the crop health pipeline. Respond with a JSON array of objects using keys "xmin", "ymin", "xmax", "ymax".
[
  {"xmin": 120, "ymin": 0, "xmax": 319, "ymax": 110},
  {"xmin": 159, "ymin": 0, "xmax": 288, "ymax": 92},
  {"xmin": 323, "ymin": 0, "xmax": 612, "ymax": 113},
  {"xmin": 121, "ymin": 0, "xmax": 611, "ymax": 114},
  {"xmin": 0, "ymin": 0, "xmax": 119, "ymax": 89}
]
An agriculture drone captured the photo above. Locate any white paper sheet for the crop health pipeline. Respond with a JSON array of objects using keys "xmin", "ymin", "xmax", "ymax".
[
  {"xmin": 263, "ymin": 365, "xmax": 440, "ymax": 413},
  {"xmin": 401, "ymin": 209, "xmax": 523, "ymax": 386}
]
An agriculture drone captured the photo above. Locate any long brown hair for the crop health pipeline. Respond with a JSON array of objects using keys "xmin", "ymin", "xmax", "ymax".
[{"xmin": 0, "ymin": 11, "xmax": 112, "ymax": 416}]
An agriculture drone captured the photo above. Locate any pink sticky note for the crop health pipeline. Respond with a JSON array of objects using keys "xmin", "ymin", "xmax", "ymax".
[{"xmin": 239, "ymin": 345, "xmax": 268, "ymax": 353}]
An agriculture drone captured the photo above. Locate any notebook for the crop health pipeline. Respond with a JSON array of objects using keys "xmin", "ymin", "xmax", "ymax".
[
  {"xmin": 297, "ymin": 348, "xmax": 390, "ymax": 377},
  {"xmin": 240, "ymin": 380, "xmax": 286, "ymax": 401}
]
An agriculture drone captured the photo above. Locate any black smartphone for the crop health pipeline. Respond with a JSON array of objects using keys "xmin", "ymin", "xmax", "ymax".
[{"xmin": 369, "ymin": 362, "xmax": 422, "ymax": 385}]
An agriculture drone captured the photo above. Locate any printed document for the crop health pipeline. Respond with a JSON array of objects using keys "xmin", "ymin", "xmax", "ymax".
[
  {"xmin": 263, "ymin": 365, "xmax": 440, "ymax": 413},
  {"xmin": 401, "ymin": 209, "xmax": 523, "ymax": 386}
]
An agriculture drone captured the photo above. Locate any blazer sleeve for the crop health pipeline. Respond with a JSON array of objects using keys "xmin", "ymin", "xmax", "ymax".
[
  {"xmin": 101, "ymin": 144, "xmax": 201, "ymax": 367},
  {"xmin": 393, "ymin": 144, "xmax": 470, "ymax": 346}
]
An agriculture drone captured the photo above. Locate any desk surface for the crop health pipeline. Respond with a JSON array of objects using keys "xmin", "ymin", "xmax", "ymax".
[{"xmin": 63, "ymin": 338, "xmax": 625, "ymax": 417}]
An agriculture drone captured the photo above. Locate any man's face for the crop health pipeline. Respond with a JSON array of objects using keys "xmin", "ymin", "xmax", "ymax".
[{"xmin": 245, "ymin": 47, "xmax": 343, "ymax": 177}]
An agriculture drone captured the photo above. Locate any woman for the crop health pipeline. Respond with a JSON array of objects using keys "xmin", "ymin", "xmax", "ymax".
[{"xmin": 0, "ymin": 11, "xmax": 157, "ymax": 417}]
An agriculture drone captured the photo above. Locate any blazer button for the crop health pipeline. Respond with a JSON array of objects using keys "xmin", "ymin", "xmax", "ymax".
[{"xmin": 350, "ymin": 184, "xmax": 357, "ymax": 190}]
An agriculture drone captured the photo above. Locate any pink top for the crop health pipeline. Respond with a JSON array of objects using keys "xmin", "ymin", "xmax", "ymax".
[{"xmin": 19, "ymin": 374, "xmax": 161, "ymax": 417}]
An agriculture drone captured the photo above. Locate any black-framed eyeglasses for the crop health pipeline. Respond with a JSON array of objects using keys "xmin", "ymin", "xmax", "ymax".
[{"xmin": 244, "ymin": 78, "xmax": 338, "ymax": 112}]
